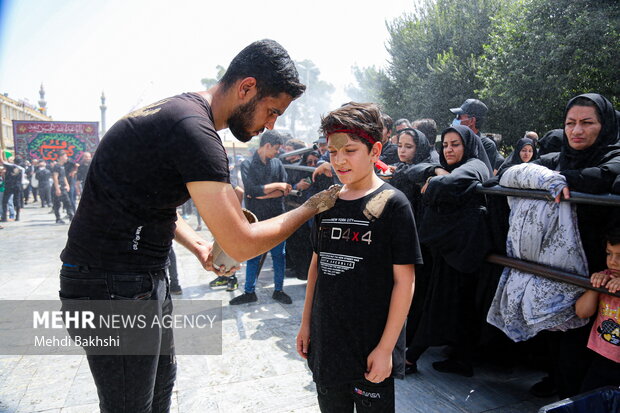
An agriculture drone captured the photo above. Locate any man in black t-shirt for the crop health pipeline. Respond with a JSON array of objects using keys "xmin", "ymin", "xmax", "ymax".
[
  {"xmin": 58, "ymin": 39, "xmax": 342, "ymax": 413},
  {"xmin": 51, "ymin": 151, "xmax": 75, "ymax": 224},
  {"xmin": 35, "ymin": 160, "xmax": 52, "ymax": 208},
  {"xmin": 0, "ymin": 153, "xmax": 24, "ymax": 222}
]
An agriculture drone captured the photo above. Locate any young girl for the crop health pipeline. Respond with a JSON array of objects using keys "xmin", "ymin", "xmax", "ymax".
[{"xmin": 575, "ymin": 228, "xmax": 620, "ymax": 391}]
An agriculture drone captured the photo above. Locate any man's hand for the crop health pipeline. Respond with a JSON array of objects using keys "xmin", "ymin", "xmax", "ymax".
[
  {"xmin": 312, "ymin": 162, "xmax": 333, "ymax": 180},
  {"xmin": 201, "ymin": 240, "xmax": 240, "ymax": 276},
  {"xmin": 296, "ymin": 323, "xmax": 311, "ymax": 359},
  {"xmin": 296, "ymin": 179, "xmax": 311, "ymax": 191},
  {"xmin": 55, "ymin": 188, "xmax": 61, "ymax": 196},
  {"xmin": 365, "ymin": 346, "xmax": 392, "ymax": 383},
  {"xmin": 302, "ymin": 185, "xmax": 342, "ymax": 213}
]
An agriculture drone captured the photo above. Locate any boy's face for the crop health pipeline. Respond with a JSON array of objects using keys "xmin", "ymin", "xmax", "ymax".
[
  {"xmin": 328, "ymin": 133, "xmax": 380, "ymax": 187},
  {"xmin": 606, "ymin": 242, "xmax": 620, "ymax": 274}
]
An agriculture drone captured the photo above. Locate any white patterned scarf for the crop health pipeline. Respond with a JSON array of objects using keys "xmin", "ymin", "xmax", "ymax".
[{"xmin": 487, "ymin": 163, "xmax": 589, "ymax": 342}]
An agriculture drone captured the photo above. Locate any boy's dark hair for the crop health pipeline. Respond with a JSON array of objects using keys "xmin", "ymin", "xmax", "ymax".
[
  {"xmin": 259, "ymin": 130, "xmax": 285, "ymax": 147},
  {"xmin": 219, "ymin": 39, "xmax": 306, "ymax": 100},
  {"xmin": 381, "ymin": 114, "xmax": 393, "ymax": 132},
  {"xmin": 413, "ymin": 118, "xmax": 438, "ymax": 145},
  {"xmin": 606, "ymin": 227, "xmax": 620, "ymax": 246},
  {"xmin": 319, "ymin": 102, "xmax": 383, "ymax": 152}
]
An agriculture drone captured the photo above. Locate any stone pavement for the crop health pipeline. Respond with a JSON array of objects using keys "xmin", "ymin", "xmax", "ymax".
[{"xmin": 0, "ymin": 204, "xmax": 557, "ymax": 412}]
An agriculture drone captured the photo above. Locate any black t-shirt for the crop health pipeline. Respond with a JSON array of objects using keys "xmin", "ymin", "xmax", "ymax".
[
  {"xmin": 35, "ymin": 167, "xmax": 51, "ymax": 187},
  {"xmin": 3, "ymin": 163, "xmax": 23, "ymax": 189},
  {"xmin": 51, "ymin": 164, "xmax": 67, "ymax": 190},
  {"xmin": 61, "ymin": 93, "xmax": 230, "ymax": 271},
  {"xmin": 308, "ymin": 183, "xmax": 422, "ymax": 386}
]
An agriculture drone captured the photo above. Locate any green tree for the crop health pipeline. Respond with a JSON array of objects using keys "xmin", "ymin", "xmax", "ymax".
[
  {"xmin": 279, "ymin": 59, "xmax": 335, "ymax": 140},
  {"xmin": 478, "ymin": 0, "xmax": 620, "ymax": 147},
  {"xmin": 378, "ymin": 0, "xmax": 506, "ymax": 127},
  {"xmin": 201, "ymin": 65, "xmax": 227, "ymax": 89},
  {"xmin": 345, "ymin": 65, "xmax": 388, "ymax": 104}
]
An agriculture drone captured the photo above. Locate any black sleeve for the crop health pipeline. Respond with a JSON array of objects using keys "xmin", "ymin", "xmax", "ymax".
[
  {"xmin": 560, "ymin": 154, "xmax": 620, "ymax": 194},
  {"xmin": 405, "ymin": 162, "xmax": 440, "ymax": 184},
  {"xmin": 423, "ymin": 159, "xmax": 490, "ymax": 206},
  {"xmin": 241, "ymin": 160, "xmax": 265, "ymax": 198},
  {"xmin": 310, "ymin": 215, "xmax": 320, "ymax": 254},
  {"xmin": 169, "ymin": 116, "xmax": 230, "ymax": 184},
  {"xmin": 533, "ymin": 153, "xmax": 560, "ymax": 170},
  {"xmin": 389, "ymin": 193, "xmax": 423, "ymax": 265}
]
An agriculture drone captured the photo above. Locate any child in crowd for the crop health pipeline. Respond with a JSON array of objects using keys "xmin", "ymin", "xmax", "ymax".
[
  {"xmin": 296, "ymin": 102, "xmax": 421, "ymax": 413},
  {"xmin": 575, "ymin": 227, "xmax": 620, "ymax": 391}
]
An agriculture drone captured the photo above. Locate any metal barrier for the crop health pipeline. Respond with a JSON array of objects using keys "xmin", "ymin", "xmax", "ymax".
[{"xmin": 478, "ymin": 184, "xmax": 620, "ymax": 298}]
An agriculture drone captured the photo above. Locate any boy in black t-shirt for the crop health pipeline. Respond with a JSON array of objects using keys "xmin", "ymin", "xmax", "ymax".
[{"xmin": 296, "ymin": 103, "xmax": 422, "ymax": 413}]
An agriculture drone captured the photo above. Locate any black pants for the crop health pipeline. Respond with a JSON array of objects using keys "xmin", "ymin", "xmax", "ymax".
[
  {"xmin": 39, "ymin": 185, "xmax": 51, "ymax": 207},
  {"xmin": 52, "ymin": 190, "xmax": 74, "ymax": 220},
  {"xmin": 59, "ymin": 265, "xmax": 176, "ymax": 413},
  {"xmin": 167, "ymin": 248, "xmax": 180, "ymax": 290},
  {"xmin": 316, "ymin": 378, "xmax": 395, "ymax": 413},
  {"xmin": 1, "ymin": 186, "xmax": 21, "ymax": 221}
]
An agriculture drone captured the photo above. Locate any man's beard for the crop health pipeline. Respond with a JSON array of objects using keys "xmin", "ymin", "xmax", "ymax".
[{"xmin": 227, "ymin": 96, "xmax": 260, "ymax": 143}]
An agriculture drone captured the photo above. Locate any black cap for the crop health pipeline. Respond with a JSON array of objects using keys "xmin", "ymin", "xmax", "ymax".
[
  {"xmin": 450, "ymin": 99, "xmax": 488, "ymax": 119},
  {"xmin": 314, "ymin": 135, "xmax": 327, "ymax": 144}
]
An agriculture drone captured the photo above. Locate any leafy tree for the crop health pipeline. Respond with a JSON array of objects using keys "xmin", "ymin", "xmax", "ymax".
[
  {"xmin": 278, "ymin": 59, "xmax": 335, "ymax": 140},
  {"xmin": 201, "ymin": 65, "xmax": 227, "ymax": 89},
  {"xmin": 379, "ymin": 0, "xmax": 506, "ymax": 127},
  {"xmin": 345, "ymin": 65, "xmax": 387, "ymax": 104},
  {"xmin": 478, "ymin": 0, "xmax": 620, "ymax": 146}
]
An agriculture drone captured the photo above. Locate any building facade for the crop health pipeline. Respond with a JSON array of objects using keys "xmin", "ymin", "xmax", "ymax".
[{"xmin": 0, "ymin": 93, "xmax": 52, "ymax": 151}]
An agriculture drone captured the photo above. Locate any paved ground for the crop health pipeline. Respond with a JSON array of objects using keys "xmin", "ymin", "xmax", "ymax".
[{"xmin": 0, "ymin": 204, "xmax": 558, "ymax": 412}]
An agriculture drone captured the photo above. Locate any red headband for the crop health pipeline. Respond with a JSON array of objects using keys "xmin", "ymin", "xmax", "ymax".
[{"xmin": 326, "ymin": 128, "xmax": 378, "ymax": 145}]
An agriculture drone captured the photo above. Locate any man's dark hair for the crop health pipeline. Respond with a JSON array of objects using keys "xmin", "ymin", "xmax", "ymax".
[
  {"xmin": 381, "ymin": 114, "xmax": 393, "ymax": 132},
  {"xmin": 393, "ymin": 118, "xmax": 411, "ymax": 132},
  {"xmin": 219, "ymin": 39, "xmax": 306, "ymax": 100},
  {"xmin": 413, "ymin": 118, "xmax": 438, "ymax": 145},
  {"xmin": 606, "ymin": 227, "xmax": 620, "ymax": 246},
  {"xmin": 259, "ymin": 130, "xmax": 285, "ymax": 147},
  {"xmin": 319, "ymin": 102, "xmax": 383, "ymax": 152},
  {"xmin": 284, "ymin": 138, "xmax": 306, "ymax": 150}
]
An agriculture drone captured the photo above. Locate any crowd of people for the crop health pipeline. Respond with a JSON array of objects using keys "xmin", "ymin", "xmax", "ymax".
[
  {"xmin": 0, "ymin": 151, "xmax": 92, "ymax": 228},
  {"xmin": 2, "ymin": 38, "xmax": 619, "ymax": 412}
]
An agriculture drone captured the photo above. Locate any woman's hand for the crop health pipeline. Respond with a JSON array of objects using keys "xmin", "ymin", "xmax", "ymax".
[{"xmin": 554, "ymin": 186, "xmax": 570, "ymax": 203}]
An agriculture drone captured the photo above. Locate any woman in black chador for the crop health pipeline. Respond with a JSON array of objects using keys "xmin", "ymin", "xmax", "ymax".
[
  {"xmin": 405, "ymin": 125, "xmax": 493, "ymax": 377},
  {"xmin": 497, "ymin": 137, "xmax": 538, "ymax": 174},
  {"xmin": 386, "ymin": 128, "xmax": 434, "ymax": 363},
  {"xmin": 531, "ymin": 93, "xmax": 620, "ymax": 398}
]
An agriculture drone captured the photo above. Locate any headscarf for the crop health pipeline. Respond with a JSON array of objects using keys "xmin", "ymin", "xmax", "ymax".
[
  {"xmin": 439, "ymin": 125, "xmax": 493, "ymax": 174},
  {"xmin": 559, "ymin": 93, "xmax": 620, "ymax": 170},
  {"xmin": 396, "ymin": 128, "xmax": 432, "ymax": 164},
  {"xmin": 498, "ymin": 138, "xmax": 537, "ymax": 174},
  {"xmin": 538, "ymin": 129, "xmax": 564, "ymax": 156}
]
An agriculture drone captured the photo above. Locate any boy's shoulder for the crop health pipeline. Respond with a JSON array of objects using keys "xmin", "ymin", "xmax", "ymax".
[{"xmin": 356, "ymin": 183, "xmax": 412, "ymax": 222}]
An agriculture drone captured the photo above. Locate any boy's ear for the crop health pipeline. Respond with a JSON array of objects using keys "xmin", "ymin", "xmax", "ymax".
[{"xmin": 371, "ymin": 141, "xmax": 382, "ymax": 160}]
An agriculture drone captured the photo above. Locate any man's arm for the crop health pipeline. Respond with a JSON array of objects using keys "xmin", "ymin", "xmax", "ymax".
[
  {"xmin": 186, "ymin": 181, "xmax": 336, "ymax": 263},
  {"xmin": 296, "ymin": 252, "xmax": 318, "ymax": 359},
  {"xmin": 52, "ymin": 169, "xmax": 61, "ymax": 195},
  {"xmin": 173, "ymin": 212, "xmax": 213, "ymax": 270},
  {"xmin": 365, "ymin": 263, "xmax": 415, "ymax": 383}
]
